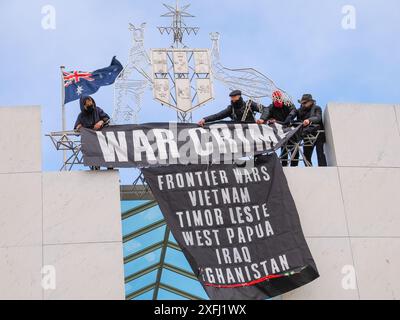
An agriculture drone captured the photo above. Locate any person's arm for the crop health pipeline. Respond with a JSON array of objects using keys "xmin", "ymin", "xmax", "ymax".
[
  {"xmin": 203, "ymin": 107, "xmax": 232, "ymax": 123},
  {"xmin": 283, "ymin": 103, "xmax": 297, "ymax": 125},
  {"xmin": 260, "ymin": 105, "xmax": 272, "ymax": 121},
  {"xmin": 288, "ymin": 107, "xmax": 298, "ymax": 123},
  {"xmin": 93, "ymin": 108, "xmax": 110, "ymax": 130},
  {"xmin": 308, "ymin": 106, "xmax": 322, "ymax": 124},
  {"xmin": 74, "ymin": 115, "xmax": 82, "ymax": 131},
  {"xmin": 250, "ymin": 101, "xmax": 265, "ymax": 114},
  {"xmin": 98, "ymin": 107, "xmax": 110, "ymax": 123},
  {"xmin": 251, "ymin": 101, "xmax": 266, "ymax": 124}
]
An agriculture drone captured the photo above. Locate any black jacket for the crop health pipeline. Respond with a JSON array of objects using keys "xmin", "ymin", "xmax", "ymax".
[
  {"xmin": 261, "ymin": 102, "xmax": 296, "ymax": 124},
  {"xmin": 290, "ymin": 104, "xmax": 324, "ymax": 129},
  {"xmin": 74, "ymin": 96, "xmax": 110, "ymax": 130},
  {"xmin": 204, "ymin": 98, "xmax": 265, "ymax": 123}
]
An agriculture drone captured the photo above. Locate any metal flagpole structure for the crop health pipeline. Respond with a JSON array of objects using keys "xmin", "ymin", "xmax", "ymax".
[
  {"xmin": 60, "ymin": 65, "xmax": 67, "ymax": 169},
  {"xmin": 46, "ymin": 66, "xmax": 85, "ymax": 172}
]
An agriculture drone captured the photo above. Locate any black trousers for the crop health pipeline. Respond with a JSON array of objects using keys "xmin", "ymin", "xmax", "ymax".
[
  {"xmin": 281, "ymin": 147, "xmax": 289, "ymax": 167},
  {"xmin": 280, "ymin": 142, "xmax": 298, "ymax": 167},
  {"xmin": 292, "ymin": 133, "xmax": 327, "ymax": 167}
]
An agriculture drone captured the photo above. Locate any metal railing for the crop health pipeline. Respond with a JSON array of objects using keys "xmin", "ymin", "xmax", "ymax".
[
  {"xmin": 46, "ymin": 131, "xmax": 83, "ymax": 171},
  {"xmin": 279, "ymin": 126, "xmax": 325, "ymax": 167}
]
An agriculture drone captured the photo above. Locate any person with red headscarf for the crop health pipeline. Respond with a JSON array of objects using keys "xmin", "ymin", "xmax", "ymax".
[
  {"xmin": 257, "ymin": 91, "xmax": 295, "ymax": 126},
  {"xmin": 257, "ymin": 91, "xmax": 296, "ymax": 166}
]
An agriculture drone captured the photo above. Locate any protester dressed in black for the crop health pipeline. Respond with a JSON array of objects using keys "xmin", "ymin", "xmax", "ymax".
[
  {"xmin": 290, "ymin": 94, "xmax": 327, "ymax": 167},
  {"xmin": 198, "ymin": 90, "xmax": 265, "ymax": 126},
  {"xmin": 74, "ymin": 96, "xmax": 110, "ymax": 131}
]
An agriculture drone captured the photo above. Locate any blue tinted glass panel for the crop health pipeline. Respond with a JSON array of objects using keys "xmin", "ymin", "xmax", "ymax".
[
  {"xmin": 161, "ymin": 269, "xmax": 208, "ymax": 300},
  {"xmin": 124, "ymin": 226, "xmax": 166, "ymax": 257},
  {"xmin": 124, "ymin": 249, "xmax": 161, "ymax": 276},
  {"xmin": 125, "ymin": 270, "xmax": 157, "ymax": 296}
]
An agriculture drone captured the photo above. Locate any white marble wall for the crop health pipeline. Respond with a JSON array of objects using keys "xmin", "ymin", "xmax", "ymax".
[
  {"xmin": 0, "ymin": 106, "xmax": 43, "ymax": 300},
  {"xmin": 281, "ymin": 103, "xmax": 400, "ymax": 300},
  {"xmin": 42, "ymin": 171, "xmax": 124, "ymax": 300},
  {"xmin": 0, "ymin": 106, "xmax": 124, "ymax": 300},
  {"xmin": 324, "ymin": 103, "xmax": 400, "ymax": 167},
  {"xmin": 0, "ymin": 106, "xmax": 42, "ymax": 174}
]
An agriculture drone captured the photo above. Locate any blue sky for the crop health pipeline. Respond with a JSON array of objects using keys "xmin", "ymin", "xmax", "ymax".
[{"xmin": 1, "ymin": 0, "xmax": 400, "ymax": 180}]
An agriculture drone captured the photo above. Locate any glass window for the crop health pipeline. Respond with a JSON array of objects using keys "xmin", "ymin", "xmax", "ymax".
[{"xmin": 122, "ymin": 200, "xmax": 208, "ymax": 300}]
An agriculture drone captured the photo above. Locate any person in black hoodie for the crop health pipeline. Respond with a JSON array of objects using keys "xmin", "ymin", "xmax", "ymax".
[
  {"xmin": 74, "ymin": 96, "xmax": 110, "ymax": 131},
  {"xmin": 290, "ymin": 94, "xmax": 327, "ymax": 167},
  {"xmin": 198, "ymin": 90, "xmax": 265, "ymax": 126}
]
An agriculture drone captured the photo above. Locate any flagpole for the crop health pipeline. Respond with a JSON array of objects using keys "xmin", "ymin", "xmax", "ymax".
[{"xmin": 60, "ymin": 66, "xmax": 67, "ymax": 169}]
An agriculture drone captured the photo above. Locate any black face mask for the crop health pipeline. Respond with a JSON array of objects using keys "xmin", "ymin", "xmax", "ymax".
[
  {"xmin": 85, "ymin": 106, "xmax": 94, "ymax": 113},
  {"xmin": 232, "ymin": 97, "xmax": 243, "ymax": 108}
]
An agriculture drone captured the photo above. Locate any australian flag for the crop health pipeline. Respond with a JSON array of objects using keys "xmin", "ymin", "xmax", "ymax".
[{"xmin": 63, "ymin": 56, "xmax": 123, "ymax": 104}]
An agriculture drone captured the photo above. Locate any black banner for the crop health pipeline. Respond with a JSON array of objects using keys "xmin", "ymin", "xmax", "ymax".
[
  {"xmin": 81, "ymin": 123, "xmax": 300, "ymax": 168},
  {"xmin": 142, "ymin": 154, "xmax": 319, "ymax": 300}
]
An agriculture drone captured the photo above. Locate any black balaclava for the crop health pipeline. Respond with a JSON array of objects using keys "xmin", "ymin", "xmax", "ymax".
[
  {"xmin": 83, "ymin": 97, "xmax": 95, "ymax": 113},
  {"xmin": 232, "ymin": 97, "xmax": 244, "ymax": 109},
  {"xmin": 76, "ymin": 96, "xmax": 102, "ymax": 129}
]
